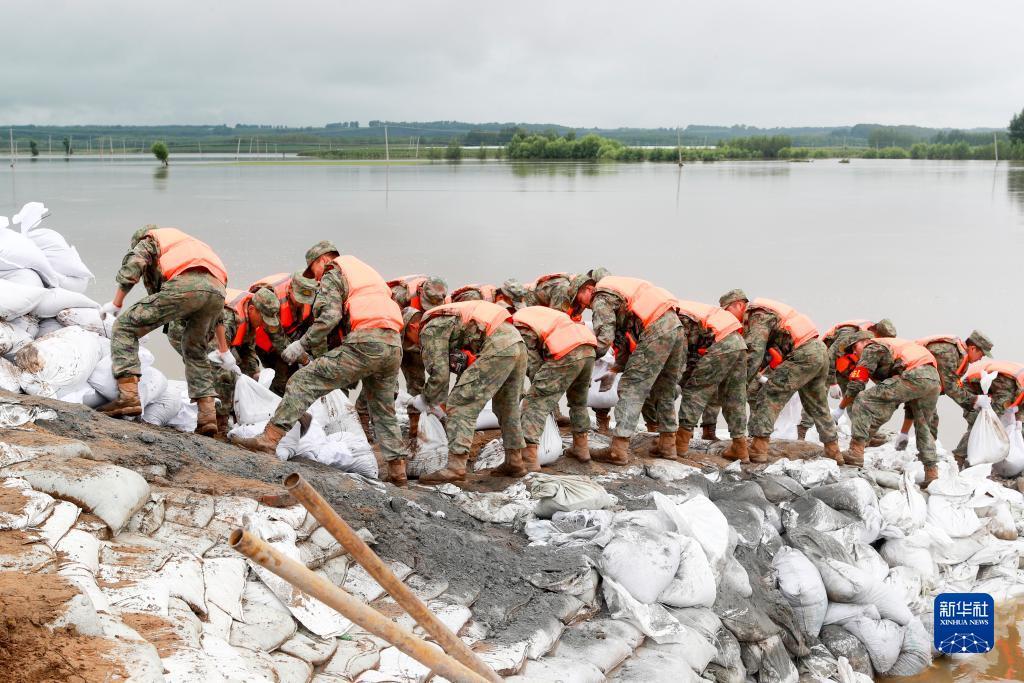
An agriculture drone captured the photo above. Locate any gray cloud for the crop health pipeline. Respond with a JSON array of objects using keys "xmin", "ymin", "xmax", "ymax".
[{"xmin": 2, "ymin": 0, "xmax": 1021, "ymax": 128}]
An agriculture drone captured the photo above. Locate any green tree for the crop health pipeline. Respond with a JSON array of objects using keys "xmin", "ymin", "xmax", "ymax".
[
  {"xmin": 29, "ymin": 140, "xmax": 39, "ymax": 157},
  {"xmin": 62, "ymin": 137, "xmax": 72, "ymax": 155},
  {"xmin": 445, "ymin": 139, "xmax": 463, "ymax": 161},
  {"xmin": 1010, "ymin": 108, "xmax": 1024, "ymax": 143},
  {"xmin": 151, "ymin": 141, "xmax": 169, "ymax": 166},
  {"xmin": 476, "ymin": 144, "xmax": 487, "ymax": 160}
]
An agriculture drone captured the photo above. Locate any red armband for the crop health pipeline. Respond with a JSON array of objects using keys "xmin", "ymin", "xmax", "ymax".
[
  {"xmin": 849, "ymin": 366, "xmax": 870, "ymax": 383},
  {"xmin": 697, "ymin": 347, "xmax": 708, "ymax": 357},
  {"xmin": 767, "ymin": 347, "xmax": 784, "ymax": 369},
  {"xmin": 463, "ymin": 349, "xmax": 477, "ymax": 367}
]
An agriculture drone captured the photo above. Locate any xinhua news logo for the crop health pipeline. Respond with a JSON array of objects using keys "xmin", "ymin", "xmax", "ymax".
[{"xmin": 933, "ymin": 593, "xmax": 995, "ymax": 654}]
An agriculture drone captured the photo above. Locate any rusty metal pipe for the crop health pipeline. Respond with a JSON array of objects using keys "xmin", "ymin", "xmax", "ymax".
[
  {"xmin": 283, "ymin": 473, "xmax": 502, "ymax": 683},
  {"xmin": 230, "ymin": 529, "xmax": 488, "ymax": 683}
]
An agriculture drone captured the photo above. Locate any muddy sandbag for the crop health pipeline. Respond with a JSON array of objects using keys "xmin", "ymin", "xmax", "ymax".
[
  {"xmin": 809, "ymin": 478, "xmax": 879, "ymax": 520},
  {"xmin": 708, "ymin": 479, "xmax": 770, "ymax": 506},
  {"xmin": 2, "ymin": 456, "xmax": 150, "ymax": 534},
  {"xmin": 657, "ymin": 536, "xmax": 716, "ymax": 608},
  {"xmin": 15, "ymin": 326, "xmax": 102, "ymax": 398},
  {"xmin": 56, "ymin": 307, "xmax": 106, "ymax": 335},
  {"xmin": 533, "ymin": 474, "xmax": 616, "ymax": 519},
  {"xmin": 601, "ymin": 524, "xmax": 680, "ymax": 604},
  {"xmin": 0, "ymin": 320, "xmax": 32, "ymax": 355},
  {"xmin": 819, "ymin": 624, "xmax": 874, "ymax": 679},
  {"xmin": 715, "ymin": 499, "xmax": 771, "ymax": 549},
  {"xmin": 781, "ymin": 495, "xmax": 857, "ymax": 534},
  {"xmin": 755, "ymin": 633, "xmax": 799, "ymax": 683},
  {"xmin": 798, "ymin": 643, "xmax": 839, "ymax": 681},
  {"xmin": 755, "ymin": 473, "xmax": 806, "ymax": 503},
  {"xmin": 737, "ymin": 545, "xmax": 809, "ymax": 658},
  {"xmin": 713, "ymin": 588, "xmax": 781, "ymax": 643},
  {"xmin": 886, "ymin": 616, "xmax": 930, "ymax": 677},
  {"xmin": 773, "ymin": 545, "xmax": 827, "ymax": 638},
  {"xmin": 704, "ymin": 626, "xmax": 746, "ymax": 683},
  {"xmin": 0, "ymin": 357, "xmax": 20, "ymax": 392},
  {"xmin": 407, "ymin": 413, "xmax": 448, "ymax": 478},
  {"xmin": 840, "ymin": 616, "xmax": 904, "ymax": 674}
]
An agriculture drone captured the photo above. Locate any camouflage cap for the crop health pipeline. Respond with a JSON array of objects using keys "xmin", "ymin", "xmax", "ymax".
[
  {"xmin": 304, "ymin": 240, "xmax": 339, "ymax": 266},
  {"xmin": 567, "ymin": 273, "xmax": 596, "ymax": 303},
  {"xmin": 130, "ymin": 225, "xmax": 156, "ymax": 248},
  {"xmin": 499, "ymin": 278, "xmax": 529, "ymax": 302},
  {"xmin": 587, "ymin": 267, "xmax": 611, "ymax": 282},
  {"xmin": 251, "ymin": 287, "xmax": 280, "ymax": 328},
  {"xmin": 289, "ymin": 272, "xmax": 318, "ymax": 305},
  {"xmin": 966, "ymin": 329, "xmax": 994, "ymax": 356},
  {"xmin": 420, "ymin": 276, "xmax": 448, "ymax": 309},
  {"xmin": 842, "ymin": 330, "xmax": 875, "ymax": 352},
  {"xmin": 871, "ymin": 318, "xmax": 897, "ymax": 338},
  {"xmin": 719, "ymin": 288, "xmax": 749, "ymax": 308}
]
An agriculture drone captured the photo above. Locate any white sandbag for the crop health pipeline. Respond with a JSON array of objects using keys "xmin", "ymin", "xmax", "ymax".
[
  {"xmin": 138, "ymin": 366, "xmax": 168, "ymax": 408},
  {"xmin": 657, "ymin": 536, "xmax": 716, "ymax": 608},
  {"xmin": 2, "ymin": 456, "xmax": 150, "ymax": 534},
  {"xmin": 655, "ymin": 492, "xmax": 730, "ymax": 570},
  {"xmin": 840, "ymin": 616, "xmax": 904, "ymax": 674},
  {"xmin": 927, "ymin": 488, "xmax": 981, "ymax": 538},
  {"xmin": 0, "ymin": 321, "xmax": 32, "ymax": 356},
  {"xmin": 773, "ymin": 546, "xmax": 827, "ymax": 637},
  {"xmin": 32, "ymin": 288, "xmax": 99, "ymax": 318},
  {"xmin": 143, "ymin": 385, "xmax": 185, "ymax": 427},
  {"xmin": 88, "ymin": 354, "xmax": 119, "ymax": 400},
  {"xmin": 57, "ymin": 383, "xmax": 105, "ymax": 407},
  {"xmin": 968, "ymin": 401, "xmax": 1010, "ymax": 467},
  {"xmin": 9, "ymin": 313, "xmax": 39, "ymax": 337},
  {"xmin": 0, "ymin": 357, "xmax": 20, "ymax": 392},
  {"xmin": 0, "ymin": 227, "xmax": 62, "ymax": 286},
  {"xmin": 234, "ymin": 373, "xmax": 282, "ymax": 425},
  {"xmin": 588, "ymin": 375, "xmax": 620, "ymax": 410},
  {"xmin": 771, "ymin": 393, "xmax": 802, "ymax": 440},
  {"xmin": 27, "ymin": 229, "xmax": 93, "ymax": 280},
  {"xmin": 878, "ymin": 472, "xmax": 927, "ymax": 538},
  {"xmin": 60, "ymin": 275, "xmax": 90, "ymax": 293},
  {"xmin": 994, "ymin": 419, "xmax": 1024, "ymax": 477},
  {"xmin": 531, "ymin": 473, "xmax": 616, "ymax": 519},
  {"xmin": 308, "ymin": 389, "xmax": 365, "ymax": 438},
  {"xmin": 0, "ymin": 280, "xmax": 46, "ymax": 320},
  {"xmin": 475, "ymin": 400, "xmax": 500, "ymax": 430},
  {"xmin": 0, "ymin": 267, "xmax": 44, "ymax": 288},
  {"xmin": 57, "ymin": 307, "xmax": 106, "ymax": 335},
  {"xmin": 601, "ymin": 525, "xmax": 681, "ymax": 604},
  {"xmin": 408, "ymin": 413, "xmax": 448, "ymax": 478},
  {"xmin": 537, "ymin": 414, "xmax": 563, "ymax": 465},
  {"xmin": 15, "ymin": 326, "xmax": 103, "ymax": 398}
]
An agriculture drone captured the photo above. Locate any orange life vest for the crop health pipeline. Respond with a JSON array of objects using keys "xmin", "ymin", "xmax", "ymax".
[
  {"xmin": 868, "ymin": 337, "xmax": 938, "ymax": 372},
  {"xmin": 149, "ymin": 228, "xmax": 228, "ymax": 285},
  {"xmin": 965, "ymin": 359, "xmax": 1024, "ymax": 408},
  {"xmin": 747, "ymin": 298, "xmax": 819, "ymax": 348},
  {"xmin": 673, "ymin": 300, "xmax": 743, "ymax": 343},
  {"xmin": 451, "ymin": 284, "xmax": 497, "ymax": 303},
  {"xmin": 594, "ymin": 276, "xmax": 676, "ymax": 329},
  {"xmin": 422, "ymin": 300, "xmax": 511, "ymax": 336},
  {"xmin": 327, "ymin": 256, "xmax": 403, "ymax": 333},
  {"xmin": 917, "ymin": 334, "xmax": 969, "ymax": 375},
  {"xmin": 247, "ymin": 273, "xmax": 312, "ymax": 353},
  {"xmin": 387, "ymin": 274, "xmax": 428, "ymax": 310},
  {"xmin": 512, "ymin": 306, "xmax": 597, "ymax": 360},
  {"xmin": 824, "ymin": 319, "xmax": 873, "ymax": 341},
  {"xmin": 225, "ymin": 288, "xmax": 252, "ymax": 347}
]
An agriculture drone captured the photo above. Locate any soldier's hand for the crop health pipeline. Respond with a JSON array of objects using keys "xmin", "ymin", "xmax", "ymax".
[
  {"xmin": 831, "ymin": 406, "xmax": 845, "ymax": 423},
  {"xmin": 218, "ymin": 350, "xmax": 240, "ymax": 375},
  {"xmin": 598, "ymin": 371, "xmax": 617, "ymax": 392},
  {"xmin": 828, "ymin": 384, "xmax": 842, "ymax": 400},
  {"xmin": 282, "ymin": 340, "xmax": 305, "ymax": 364},
  {"xmin": 895, "ymin": 433, "xmax": 909, "ymax": 451},
  {"xmin": 100, "ymin": 301, "xmax": 121, "ymax": 319}
]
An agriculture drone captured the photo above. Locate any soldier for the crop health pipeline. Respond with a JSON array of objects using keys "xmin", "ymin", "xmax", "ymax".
[
  {"xmin": 671, "ymin": 300, "xmax": 749, "ymax": 461},
  {"xmin": 797, "ymin": 317, "xmax": 897, "ymax": 440},
  {"xmin": 720, "ymin": 289, "xmax": 841, "ymax": 464},
  {"xmin": 529, "ymin": 268, "xmax": 610, "ymax": 320},
  {"xmin": 249, "ymin": 272, "xmax": 319, "ymax": 396},
  {"xmin": 571, "ymin": 274, "xmax": 686, "ymax": 465},
  {"xmin": 512, "ymin": 306, "xmax": 598, "ymax": 469},
  {"xmin": 99, "ymin": 226, "xmax": 231, "ymax": 437},
  {"xmin": 387, "ymin": 275, "xmax": 448, "ymax": 312},
  {"xmin": 838, "ymin": 334, "xmax": 941, "ymax": 485},
  {"xmin": 959, "ymin": 358, "xmax": 1024, "ymax": 455},
  {"xmin": 232, "ymin": 241, "xmax": 411, "ymax": 486},
  {"xmin": 413, "ymin": 300, "xmax": 528, "ymax": 483},
  {"xmin": 397, "ymin": 307, "xmax": 429, "ymax": 440},
  {"xmin": 450, "ymin": 279, "xmax": 530, "ymax": 313},
  {"xmin": 896, "ymin": 330, "xmax": 993, "ymax": 453}
]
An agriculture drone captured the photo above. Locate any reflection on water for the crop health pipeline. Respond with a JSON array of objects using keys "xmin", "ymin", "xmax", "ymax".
[
  {"xmin": 885, "ymin": 601, "xmax": 1024, "ymax": 682},
  {"xmin": 1008, "ymin": 163, "xmax": 1024, "ymax": 216},
  {"xmin": 153, "ymin": 166, "xmax": 168, "ymax": 188},
  {"xmin": 509, "ymin": 161, "xmax": 602, "ymax": 178}
]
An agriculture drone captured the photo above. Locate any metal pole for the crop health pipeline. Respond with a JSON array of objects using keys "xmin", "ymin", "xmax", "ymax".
[
  {"xmin": 385, "ymin": 125, "xmax": 390, "ymax": 161},
  {"xmin": 9, "ymin": 128, "xmax": 15, "ymax": 167},
  {"xmin": 283, "ymin": 474, "xmax": 502, "ymax": 682},
  {"xmin": 229, "ymin": 530, "xmax": 488, "ymax": 683}
]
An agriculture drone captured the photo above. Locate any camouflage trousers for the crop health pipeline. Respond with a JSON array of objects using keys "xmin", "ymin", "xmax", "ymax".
[
  {"xmin": 354, "ymin": 348, "xmax": 424, "ymax": 421},
  {"xmin": 677, "ymin": 332, "xmax": 748, "ymax": 438},
  {"xmin": 798, "ymin": 374, "xmax": 848, "ymax": 431},
  {"xmin": 851, "ymin": 365, "xmax": 940, "ymax": 465},
  {"xmin": 168, "ymin": 320, "xmax": 256, "ymax": 417},
  {"xmin": 255, "ymin": 349, "xmax": 298, "ymax": 397},
  {"xmin": 749, "ymin": 338, "xmax": 838, "ymax": 443},
  {"xmin": 615, "ymin": 326, "xmax": 686, "ymax": 437},
  {"xmin": 522, "ymin": 346, "xmax": 595, "ymax": 444},
  {"xmin": 112, "ymin": 286, "xmax": 223, "ymax": 400},
  {"xmin": 446, "ymin": 341, "xmax": 527, "ymax": 456},
  {"xmin": 270, "ymin": 338, "xmax": 409, "ymax": 462}
]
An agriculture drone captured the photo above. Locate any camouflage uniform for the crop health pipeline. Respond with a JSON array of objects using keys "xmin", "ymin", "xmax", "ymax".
[
  {"xmin": 111, "ymin": 233, "xmax": 224, "ymax": 400},
  {"xmin": 902, "ymin": 340, "xmax": 974, "ymax": 439},
  {"xmin": 676, "ymin": 329, "xmax": 748, "ymax": 438},
  {"xmin": 591, "ymin": 291, "xmax": 686, "ymax": 437},
  {"xmin": 269, "ymin": 266, "xmax": 408, "ymax": 462},
  {"xmin": 844, "ymin": 342, "xmax": 941, "ymax": 465},
  {"xmin": 253, "ymin": 273, "xmax": 318, "ymax": 396},
  {"xmin": 518, "ymin": 327, "xmax": 596, "ymax": 443},
  {"xmin": 420, "ymin": 318, "xmax": 527, "ymax": 456},
  {"xmin": 744, "ymin": 307, "xmax": 837, "ymax": 443},
  {"xmin": 528, "ymin": 274, "xmax": 575, "ymax": 313},
  {"xmin": 390, "ymin": 276, "xmax": 447, "ymax": 311}
]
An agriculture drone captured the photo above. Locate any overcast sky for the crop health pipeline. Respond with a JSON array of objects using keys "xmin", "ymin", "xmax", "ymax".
[{"xmin": 3, "ymin": 0, "xmax": 1022, "ymax": 129}]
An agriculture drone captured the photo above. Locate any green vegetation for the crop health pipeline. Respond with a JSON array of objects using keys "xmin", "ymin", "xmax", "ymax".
[
  {"xmin": 62, "ymin": 136, "xmax": 71, "ymax": 155},
  {"xmin": 1010, "ymin": 108, "xmax": 1024, "ymax": 144},
  {"xmin": 29, "ymin": 140, "xmax": 38, "ymax": 157},
  {"xmin": 444, "ymin": 139, "xmax": 463, "ymax": 161},
  {"xmin": 151, "ymin": 141, "xmax": 169, "ymax": 166}
]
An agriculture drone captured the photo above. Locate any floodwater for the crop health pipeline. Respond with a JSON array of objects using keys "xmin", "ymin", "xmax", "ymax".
[{"xmin": 3, "ymin": 156, "xmax": 1024, "ymax": 444}]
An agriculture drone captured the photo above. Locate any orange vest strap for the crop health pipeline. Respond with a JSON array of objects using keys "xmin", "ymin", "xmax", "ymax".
[
  {"xmin": 748, "ymin": 298, "xmax": 819, "ymax": 348},
  {"xmin": 512, "ymin": 306, "xmax": 596, "ymax": 359},
  {"xmin": 825, "ymin": 319, "xmax": 873, "ymax": 340},
  {"xmin": 673, "ymin": 299, "xmax": 742, "ymax": 342},
  {"xmin": 423, "ymin": 300, "xmax": 511, "ymax": 336},
  {"xmin": 149, "ymin": 228, "xmax": 228, "ymax": 285},
  {"xmin": 595, "ymin": 276, "xmax": 676, "ymax": 328},
  {"xmin": 869, "ymin": 337, "xmax": 937, "ymax": 372},
  {"xmin": 330, "ymin": 256, "xmax": 403, "ymax": 333}
]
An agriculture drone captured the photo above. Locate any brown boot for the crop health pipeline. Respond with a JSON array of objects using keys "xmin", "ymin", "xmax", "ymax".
[
  {"xmin": 843, "ymin": 439, "xmax": 866, "ymax": 467},
  {"xmin": 231, "ymin": 423, "xmax": 286, "ymax": 454},
  {"xmin": 592, "ymin": 436, "xmax": 630, "ymax": 466},
  {"xmin": 676, "ymin": 428, "xmax": 693, "ymax": 457},
  {"xmin": 749, "ymin": 436, "xmax": 771, "ymax": 463},
  {"xmin": 98, "ymin": 376, "xmax": 143, "ymax": 417},
  {"xmin": 492, "ymin": 448, "xmax": 527, "ymax": 477},
  {"xmin": 869, "ymin": 432, "xmax": 888, "ymax": 448},
  {"xmin": 823, "ymin": 440, "xmax": 844, "ymax": 465},
  {"xmin": 920, "ymin": 465, "xmax": 939, "ymax": 489},
  {"xmin": 722, "ymin": 437, "xmax": 750, "ymax": 462},
  {"xmin": 522, "ymin": 444, "xmax": 542, "ymax": 473},
  {"xmin": 197, "ymin": 397, "xmax": 218, "ymax": 437},
  {"xmin": 568, "ymin": 432, "xmax": 591, "ymax": 462},
  {"xmin": 701, "ymin": 424, "xmax": 720, "ymax": 442},
  {"xmin": 595, "ymin": 411, "xmax": 611, "ymax": 435},
  {"xmin": 387, "ymin": 459, "xmax": 408, "ymax": 487},
  {"xmin": 407, "ymin": 412, "xmax": 420, "ymax": 441},
  {"xmin": 420, "ymin": 454, "xmax": 468, "ymax": 484},
  {"xmin": 650, "ymin": 432, "xmax": 678, "ymax": 461},
  {"xmin": 797, "ymin": 425, "xmax": 808, "ymax": 441}
]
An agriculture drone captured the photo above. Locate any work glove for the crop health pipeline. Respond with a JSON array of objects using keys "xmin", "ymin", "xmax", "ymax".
[
  {"xmin": 974, "ymin": 395, "xmax": 992, "ymax": 410},
  {"xmin": 100, "ymin": 301, "xmax": 121, "ymax": 319},
  {"xmin": 895, "ymin": 432, "xmax": 909, "ymax": 451},
  {"xmin": 411, "ymin": 394, "xmax": 444, "ymax": 418},
  {"xmin": 831, "ymin": 406, "xmax": 845, "ymax": 423},
  {"xmin": 282, "ymin": 339, "xmax": 305, "ymax": 364},
  {"xmin": 598, "ymin": 371, "xmax": 617, "ymax": 393},
  {"xmin": 757, "ymin": 374, "xmax": 769, "ymax": 385},
  {"xmin": 218, "ymin": 350, "xmax": 240, "ymax": 375},
  {"xmin": 829, "ymin": 384, "xmax": 842, "ymax": 400}
]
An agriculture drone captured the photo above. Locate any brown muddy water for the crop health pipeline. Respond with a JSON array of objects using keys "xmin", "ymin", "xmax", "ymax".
[{"xmin": 3, "ymin": 157, "xmax": 1024, "ymax": 445}]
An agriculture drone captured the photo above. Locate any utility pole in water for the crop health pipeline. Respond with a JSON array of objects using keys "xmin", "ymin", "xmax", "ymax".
[
  {"xmin": 9, "ymin": 128, "xmax": 15, "ymax": 167},
  {"xmin": 384, "ymin": 126, "xmax": 390, "ymax": 162},
  {"xmin": 994, "ymin": 133, "xmax": 999, "ymax": 163}
]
